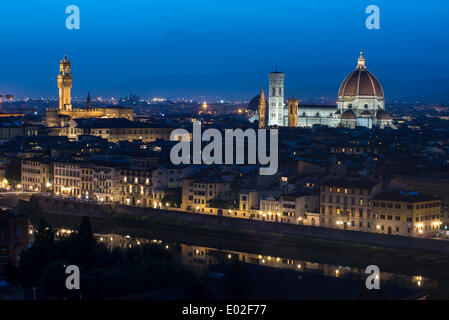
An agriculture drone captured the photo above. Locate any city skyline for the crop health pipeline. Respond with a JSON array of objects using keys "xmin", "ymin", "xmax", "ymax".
[{"xmin": 2, "ymin": 0, "xmax": 449, "ymax": 305}]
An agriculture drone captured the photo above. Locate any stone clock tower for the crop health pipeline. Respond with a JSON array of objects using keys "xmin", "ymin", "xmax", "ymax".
[{"xmin": 58, "ymin": 56, "xmax": 72, "ymax": 111}]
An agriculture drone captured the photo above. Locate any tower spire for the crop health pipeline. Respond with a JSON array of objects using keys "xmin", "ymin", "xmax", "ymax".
[
  {"xmin": 258, "ymin": 87, "xmax": 267, "ymax": 129},
  {"xmin": 86, "ymin": 92, "xmax": 92, "ymax": 107},
  {"xmin": 357, "ymin": 50, "xmax": 366, "ymax": 70}
]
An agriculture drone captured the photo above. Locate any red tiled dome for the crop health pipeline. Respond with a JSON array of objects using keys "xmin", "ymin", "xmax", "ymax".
[
  {"xmin": 341, "ymin": 110, "xmax": 356, "ymax": 120},
  {"xmin": 338, "ymin": 52, "xmax": 384, "ymax": 98},
  {"xmin": 376, "ymin": 110, "xmax": 391, "ymax": 120},
  {"xmin": 338, "ymin": 69, "xmax": 383, "ymax": 97}
]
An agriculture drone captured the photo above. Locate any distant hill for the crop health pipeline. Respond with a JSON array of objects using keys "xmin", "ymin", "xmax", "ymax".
[{"xmin": 104, "ymin": 73, "xmax": 449, "ymax": 104}]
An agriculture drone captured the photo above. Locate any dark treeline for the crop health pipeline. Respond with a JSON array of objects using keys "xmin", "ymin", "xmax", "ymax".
[{"xmin": 4, "ymin": 216, "xmax": 227, "ymax": 299}]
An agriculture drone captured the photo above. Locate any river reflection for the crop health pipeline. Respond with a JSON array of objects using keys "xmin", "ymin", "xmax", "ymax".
[{"xmin": 40, "ymin": 227, "xmax": 438, "ymax": 294}]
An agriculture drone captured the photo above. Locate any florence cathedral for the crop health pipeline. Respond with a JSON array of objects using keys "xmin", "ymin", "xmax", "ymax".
[{"xmin": 256, "ymin": 51, "xmax": 395, "ymax": 129}]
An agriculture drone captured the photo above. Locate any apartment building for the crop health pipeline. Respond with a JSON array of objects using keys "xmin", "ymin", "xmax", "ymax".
[
  {"xmin": 62, "ymin": 118, "xmax": 175, "ymax": 143},
  {"xmin": 119, "ymin": 168, "xmax": 153, "ymax": 207},
  {"xmin": 259, "ymin": 192, "xmax": 319, "ymax": 224},
  {"xmin": 93, "ymin": 165, "xmax": 122, "ymax": 203},
  {"xmin": 372, "ymin": 192, "xmax": 441, "ymax": 237},
  {"xmin": 319, "ymin": 178, "xmax": 383, "ymax": 232},
  {"xmin": 181, "ymin": 177, "xmax": 233, "ymax": 213},
  {"xmin": 81, "ymin": 167, "xmax": 94, "ymax": 200},
  {"xmin": 53, "ymin": 161, "xmax": 83, "ymax": 197},
  {"xmin": 21, "ymin": 158, "xmax": 53, "ymax": 192},
  {"xmin": 152, "ymin": 165, "xmax": 184, "ymax": 190}
]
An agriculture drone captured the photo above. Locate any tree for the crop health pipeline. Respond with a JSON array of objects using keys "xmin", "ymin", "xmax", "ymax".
[
  {"xmin": 34, "ymin": 218, "xmax": 54, "ymax": 248},
  {"xmin": 5, "ymin": 159, "xmax": 21, "ymax": 182},
  {"xmin": 40, "ymin": 259, "xmax": 71, "ymax": 298},
  {"xmin": 77, "ymin": 216, "xmax": 96, "ymax": 251},
  {"xmin": 162, "ymin": 192, "xmax": 182, "ymax": 208},
  {"xmin": 4, "ymin": 260, "xmax": 19, "ymax": 284}
]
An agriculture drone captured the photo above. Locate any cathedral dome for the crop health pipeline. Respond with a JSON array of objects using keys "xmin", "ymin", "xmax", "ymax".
[
  {"xmin": 341, "ymin": 110, "xmax": 356, "ymax": 120},
  {"xmin": 338, "ymin": 51, "xmax": 384, "ymax": 99}
]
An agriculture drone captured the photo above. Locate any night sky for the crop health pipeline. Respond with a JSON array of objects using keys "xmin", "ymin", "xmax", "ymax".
[{"xmin": 0, "ymin": 0, "xmax": 448, "ymax": 100}]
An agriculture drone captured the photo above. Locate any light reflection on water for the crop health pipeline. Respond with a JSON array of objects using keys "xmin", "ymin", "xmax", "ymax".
[{"xmin": 33, "ymin": 227, "xmax": 437, "ymax": 292}]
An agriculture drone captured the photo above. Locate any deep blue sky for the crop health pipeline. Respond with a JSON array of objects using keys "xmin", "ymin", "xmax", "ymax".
[{"xmin": 0, "ymin": 0, "xmax": 448, "ymax": 100}]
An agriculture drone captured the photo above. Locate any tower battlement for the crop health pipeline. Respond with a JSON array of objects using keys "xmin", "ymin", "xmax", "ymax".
[
  {"xmin": 57, "ymin": 56, "xmax": 72, "ymax": 111},
  {"xmin": 46, "ymin": 56, "xmax": 134, "ymax": 128}
]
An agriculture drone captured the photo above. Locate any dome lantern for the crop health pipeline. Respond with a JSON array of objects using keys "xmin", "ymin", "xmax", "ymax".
[{"xmin": 357, "ymin": 50, "xmax": 366, "ymax": 70}]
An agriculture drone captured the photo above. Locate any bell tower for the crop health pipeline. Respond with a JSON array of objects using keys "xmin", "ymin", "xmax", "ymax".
[
  {"xmin": 287, "ymin": 98, "xmax": 298, "ymax": 127},
  {"xmin": 268, "ymin": 67, "xmax": 285, "ymax": 126},
  {"xmin": 58, "ymin": 56, "xmax": 72, "ymax": 111}
]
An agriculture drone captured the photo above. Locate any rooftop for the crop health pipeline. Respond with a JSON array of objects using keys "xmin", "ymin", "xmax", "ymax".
[
  {"xmin": 74, "ymin": 118, "xmax": 176, "ymax": 129},
  {"xmin": 322, "ymin": 178, "xmax": 380, "ymax": 189},
  {"xmin": 373, "ymin": 191, "xmax": 439, "ymax": 203}
]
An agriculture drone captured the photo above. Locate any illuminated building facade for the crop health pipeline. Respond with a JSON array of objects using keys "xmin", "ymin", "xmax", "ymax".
[
  {"xmin": 21, "ymin": 159, "xmax": 53, "ymax": 192},
  {"xmin": 268, "ymin": 68, "xmax": 285, "ymax": 126},
  {"xmin": 263, "ymin": 52, "xmax": 395, "ymax": 129},
  {"xmin": 372, "ymin": 192, "xmax": 441, "ymax": 237},
  {"xmin": 46, "ymin": 56, "xmax": 134, "ymax": 128}
]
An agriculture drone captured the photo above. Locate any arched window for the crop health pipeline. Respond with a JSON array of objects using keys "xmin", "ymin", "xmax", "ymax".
[
  {"xmin": 364, "ymin": 104, "xmax": 369, "ymax": 109},
  {"xmin": 316, "ymin": 112, "xmax": 320, "ymax": 117}
]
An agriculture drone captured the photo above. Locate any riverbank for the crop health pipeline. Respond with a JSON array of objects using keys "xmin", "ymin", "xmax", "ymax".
[
  {"xmin": 25, "ymin": 208, "xmax": 449, "ymax": 286},
  {"xmin": 7, "ymin": 194, "xmax": 449, "ymax": 286},
  {"xmin": 18, "ymin": 195, "xmax": 449, "ymax": 253}
]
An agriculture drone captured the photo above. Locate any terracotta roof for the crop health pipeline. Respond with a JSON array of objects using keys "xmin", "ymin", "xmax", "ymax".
[
  {"xmin": 376, "ymin": 110, "xmax": 392, "ymax": 120},
  {"xmin": 340, "ymin": 110, "xmax": 356, "ymax": 120},
  {"xmin": 373, "ymin": 192, "xmax": 439, "ymax": 203},
  {"xmin": 338, "ymin": 69, "xmax": 384, "ymax": 97},
  {"xmin": 322, "ymin": 178, "xmax": 380, "ymax": 189}
]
